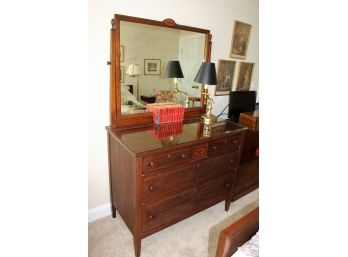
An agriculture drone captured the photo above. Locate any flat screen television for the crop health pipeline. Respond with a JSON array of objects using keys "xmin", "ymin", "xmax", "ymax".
[{"xmin": 228, "ymin": 91, "xmax": 257, "ymax": 122}]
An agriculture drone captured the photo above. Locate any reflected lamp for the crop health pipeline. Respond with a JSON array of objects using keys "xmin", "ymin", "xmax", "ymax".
[
  {"xmin": 126, "ymin": 64, "xmax": 140, "ymax": 100},
  {"xmin": 163, "ymin": 61, "xmax": 189, "ymax": 107}
]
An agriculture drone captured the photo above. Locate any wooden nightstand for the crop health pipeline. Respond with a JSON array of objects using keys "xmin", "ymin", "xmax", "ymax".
[
  {"xmin": 233, "ymin": 110, "xmax": 259, "ymax": 201},
  {"xmin": 239, "ymin": 110, "xmax": 258, "ymax": 132}
]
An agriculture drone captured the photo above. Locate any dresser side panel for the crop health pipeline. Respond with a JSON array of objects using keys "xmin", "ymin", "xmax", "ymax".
[{"xmin": 109, "ymin": 133, "xmax": 136, "ymax": 233}]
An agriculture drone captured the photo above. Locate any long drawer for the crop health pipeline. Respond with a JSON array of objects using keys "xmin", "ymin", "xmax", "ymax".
[
  {"xmin": 142, "ymin": 174, "xmax": 233, "ymax": 233},
  {"xmin": 142, "ymin": 151, "xmax": 238, "ymax": 201}
]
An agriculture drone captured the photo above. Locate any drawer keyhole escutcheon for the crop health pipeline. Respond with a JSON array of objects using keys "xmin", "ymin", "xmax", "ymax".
[
  {"xmin": 194, "ymin": 147, "xmax": 205, "ymax": 157},
  {"xmin": 225, "ymin": 183, "xmax": 231, "ymax": 188},
  {"xmin": 150, "ymin": 161, "xmax": 156, "ymax": 168},
  {"xmin": 149, "ymin": 215, "xmax": 154, "ymax": 221},
  {"xmin": 212, "ymin": 146, "xmax": 217, "ymax": 151},
  {"xmin": 149, "ymin": 185, "xmax": 155, "ymax": 192},
  {"xmin": 181, "ymin": 154, "xmax": 186, "ymax": 159}
]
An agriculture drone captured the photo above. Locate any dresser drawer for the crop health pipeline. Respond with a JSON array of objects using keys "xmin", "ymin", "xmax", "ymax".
[
  {"xmin": 142, "ymin": 186, "xmax": 197, "ymax": 232},
  {"xmin": 142, "ymin": 143, "xmax": 208, "ymax": 173},
  {"xmin": 142, "ymin": 147, "xmax": 192, "ymax": 173},
  {"xmin": 142, "ymin": 174, "xmax": 233, "ymax": 233},
  {"xmin": 208, "ymin": 135, "xmax": 240, "ymax": 155},
  {"xmin": 142, "ymin": 151, "xmax": 238, "ymax": 201},
  {"xmin": 195, "ymin": 173, "xmax": 233, "ymax": 205}
]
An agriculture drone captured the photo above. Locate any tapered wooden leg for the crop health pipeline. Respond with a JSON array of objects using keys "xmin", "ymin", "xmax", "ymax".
[
  {"xmin": 108, "ymin": 133, "xmax": 117, "ymax": 219},
  {"xmin": 112, "ymin": 204, "xmax": 116, "ymax": 218},
  {"xmin": 225, "ymin": 199, "xmax": 231, "ymax": 211},
  {"xmin": 225, "ymin": 184, "xmax": 233, "ymax": 211},
  {"xmin": 225, "ymin": 168, "xmax": 238, "ymax": 211},
  {"xmin": 134, "ymin": 236, "xmax": 141, "ymax": 257}
]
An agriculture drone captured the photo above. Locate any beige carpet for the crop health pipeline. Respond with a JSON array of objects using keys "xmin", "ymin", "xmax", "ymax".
[{"xmin": 89, "ymin": 189, "xmax": 258, "ymax": 257}]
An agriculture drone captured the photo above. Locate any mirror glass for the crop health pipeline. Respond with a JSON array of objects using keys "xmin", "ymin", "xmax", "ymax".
[{"xmin": 120, "ymin": 20, "xmax": 206, "ymax": 115}]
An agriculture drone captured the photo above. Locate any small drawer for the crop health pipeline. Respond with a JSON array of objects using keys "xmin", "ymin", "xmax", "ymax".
[
  {"xmin": 192, "ymin": 143, "xmax": 208, "ymax": 160},
  {"xmin": 142, "ymin": 147, "xmax": 192, "ymax": 173},
  {"xmin": 208, "ymin": 135, "xmax": 240, "ymax": 155},
  {"xmin": 142, "ymin": 151, "xmax": 238, "ymax": 201}
]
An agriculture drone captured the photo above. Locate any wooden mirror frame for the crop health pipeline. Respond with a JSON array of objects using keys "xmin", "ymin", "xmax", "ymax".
[{"xmin": 109, "ymin": 14, "xmax": 212, "ymax": 128}]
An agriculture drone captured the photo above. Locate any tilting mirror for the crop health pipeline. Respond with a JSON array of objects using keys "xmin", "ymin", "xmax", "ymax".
[{"xmin": 109, "ymin": 14, "xmax": 212, "ymax": 128}]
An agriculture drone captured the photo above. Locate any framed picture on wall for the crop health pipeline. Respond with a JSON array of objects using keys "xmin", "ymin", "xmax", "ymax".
[
  {"xmin": 120, "ymin": 45, "xmax": 124, "ymax": 62},
  {"xmin": 229, "ymin": 20, "xmax": 252, "ymax": 59},
  {"xmin": 215, "ymin": 60, "xmax": 237, "ymax": 96},
  {"xmin": 235, "ymin": 62, "xmax": 254, "ymax": 91},
  {"xmin": 120, "ymin": 66, "xmax": 124, "ymax": 83},
  {"xmin": 144, "ymin": 59, "xmax": 161, "ymax": 75}
]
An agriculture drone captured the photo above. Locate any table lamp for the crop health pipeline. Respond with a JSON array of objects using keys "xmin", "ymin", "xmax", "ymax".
[
  {"xmin": 126, "ymin": 64, "xmax": 140, "ymax": 100},
  {"xmin": 163, "ymin": 61, "xmax": 189, "ymax": 107},
  {"xmin": 194, "ymin": 62, "xmax": 218, "ymax": 124}
]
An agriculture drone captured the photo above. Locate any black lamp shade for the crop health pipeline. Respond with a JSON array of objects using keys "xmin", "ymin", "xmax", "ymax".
[
  {"xmin": 194, "ymin": 62, "xmax": 217, "ymax": 85},
  {"xmin": 164, "ymin": 61, "xmax": 184, "ymax": 78}
]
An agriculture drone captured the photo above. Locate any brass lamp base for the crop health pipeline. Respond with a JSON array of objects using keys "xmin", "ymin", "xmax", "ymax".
[{"xmin": 201, "ymin": 113, "xmax": 217, "ymax": 125}]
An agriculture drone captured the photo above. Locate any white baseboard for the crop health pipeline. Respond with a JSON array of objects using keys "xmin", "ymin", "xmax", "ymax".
[{"xmin": 88, "ymin": 203, "xmax": 111, "ymax": 223}]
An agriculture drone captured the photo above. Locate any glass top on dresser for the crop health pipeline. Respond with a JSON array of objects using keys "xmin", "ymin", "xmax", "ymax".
[{"xmin": 107, "ymin": 120, "xmax": 248, "ymax": 155}]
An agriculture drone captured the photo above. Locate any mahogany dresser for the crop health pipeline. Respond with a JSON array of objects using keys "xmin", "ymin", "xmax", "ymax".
[{"xmin": 106, "ymin": 120, "xmax": 248, "ymax": 257}]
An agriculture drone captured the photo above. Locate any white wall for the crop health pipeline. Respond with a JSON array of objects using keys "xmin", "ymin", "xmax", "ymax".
[
  {"xmin": 121, "ymin": 22, "xmax": 181, "ymax": 96},
  {"xmin": 89, "ymin": 0, "xmax": 258, "ymax": 210}
]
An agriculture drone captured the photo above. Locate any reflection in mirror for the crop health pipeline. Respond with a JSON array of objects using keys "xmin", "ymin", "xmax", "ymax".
[
  {"xmin": 163, "ymin": 61, "xmax": 190, "ymax": 108},
  {"xmin": 120, "ymin": 21, "xmax": 205, "ymax": 115}
]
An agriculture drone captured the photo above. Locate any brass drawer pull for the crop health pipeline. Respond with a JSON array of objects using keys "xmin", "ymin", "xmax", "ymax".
[
  {"xmin": 229, "ymin": 159, "xmax": 234, "ymax": 164},
  {"xmin": 233, "ymin": 140, "xmax": 237, "ymax": 144},
  {"xmin": 149, "ymin": 185, "xmax": 155, "ymax": 192},
  {"xmin": 167, "ymin": 153, "xmax": 171, "ymax": 158},
  {"xmin": 181, "ymin": 154, "xmax": 187, "ymax": 159},
  {"xmin": 149, "ymin": 161, "xmax": 156, "ymax": 168},
  {"xmin": 224, "ymin": 139, "xmax": 228, "ymax": 144},
  {"xmin": 225, "ymin": 183, "xmax": 231, "ymax": 188},
  {"xmin": 148, "ymin": 215, "xmax": 154, "ymax": 221},
  {"xmin": 212, "ymin": 146, "xmax": 217, "ymax": 151}
]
